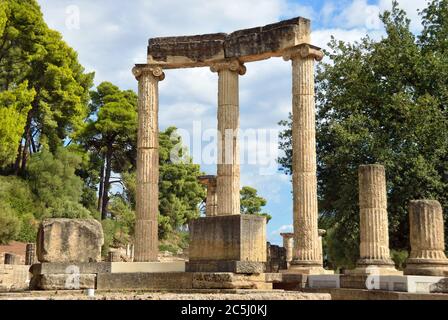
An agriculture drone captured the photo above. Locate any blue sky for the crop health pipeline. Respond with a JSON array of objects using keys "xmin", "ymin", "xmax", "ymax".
[{"xmin": 38, "ymin": 0, "xmax": 427, "ymax": 245}]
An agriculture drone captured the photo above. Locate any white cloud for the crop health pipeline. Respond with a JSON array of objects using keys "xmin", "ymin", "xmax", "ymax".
[{"xmin": 270, "ymin": 224, "xmax": 293, "ymax": 236}]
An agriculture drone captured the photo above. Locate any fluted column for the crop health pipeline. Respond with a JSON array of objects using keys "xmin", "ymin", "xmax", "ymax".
[
  {"xmin": 357, "ymin": 165, "xmax": 396, "ymax": 269},
  {"xmin": 281, "ymin": 233, "xmax": 294, "ymax": 265},
  {"xmin": 283, "ymin": 45, "xmax": 323, "ymax": 271},
  {"xmin": 132, "ymin": 65, "xmax": 165, "ymax": 262},
  {"xmin": 405, "ymin": 200, "xmax": 448, "ymax": 276},
  {"xmin": 211, "ymin": 60, "xmax": 246, "ymax": 216},
  {"xmin": 198, "ymin": 175, "xmax": 218, "ymax": 217}
]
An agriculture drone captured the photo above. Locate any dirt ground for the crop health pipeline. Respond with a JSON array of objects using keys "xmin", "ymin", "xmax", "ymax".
[{"xmin": 0, "ymin": 290, "xmax": 331, "ymax": 300}]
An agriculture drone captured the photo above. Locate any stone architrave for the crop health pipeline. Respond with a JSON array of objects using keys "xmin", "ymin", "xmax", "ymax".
[
  {"xmin": 211, "ymin": 60, "xmax": 246, "ymax": 216},
  {"xmin": 37, "ymin": 219, "xmax": 104, "ymax": 263},
  {"xmin": 283, "ymin": 44, "xmax": 325, "ymax": 274},
  {"xmin": 198, "ymin": 175, "xmax": 218, "ymax": 217},
  {"xmin": 352, "ymin": 165, "xmax": 400, "ymax": 275},
  {"xmin": 132, "ymin": 65, "xmax": 165, "ymax": 262},
  {"xmin": 405, "ymin": 200, "xmax": 448, "ymax": 276}
]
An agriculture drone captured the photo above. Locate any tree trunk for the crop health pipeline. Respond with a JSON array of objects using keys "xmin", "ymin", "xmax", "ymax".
[
  {"xmin": 101, "ymin": 146, "xmax": 113, "ymax": 220},
  {"xmin": 97, "ymin": 159, "xmax": 105, "ymax": 212},
  {"xmin": 13, "ymin": 140, "xmax": 22, "ymax": 175},
  {"xmin": 19, "ymin": 113, "xmax": 33, "ymax": 176}
]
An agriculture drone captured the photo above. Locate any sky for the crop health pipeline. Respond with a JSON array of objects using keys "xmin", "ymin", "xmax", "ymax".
[{"xmin": 38, "ymin": 0, "xmax": 428, "ymax": 245}]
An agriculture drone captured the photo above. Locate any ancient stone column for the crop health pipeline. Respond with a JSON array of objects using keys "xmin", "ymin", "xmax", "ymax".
[
  {"xmin": 132, "ymin": 65, "xmax": 165, "ymax": 262},
  {"xmin": 355, "ymin": 164, "xmax": 398, "ymax": 274},
  {"xmin": 4, "ymin": 253, "xmax": 18, "ymax": 265},
  {"xmin": 405, "ymin": 200, "xmax": 448, "ymax": 276},
  {"xmin": 211, "ymin": 60, "xmax": 246, "ymax": 216},
  {"xmin": 283, "ymin": 45, "xmax": 324, "ymax": 273},
  {"xmin": 25, "ymin": 243, "xmax": 35, "ymax": 265},
  {"xmin": 281, "ymin": 233, "xmax": 294, "ymax": 265},
  {"xmin": 108, "ymin": 251, "xmax": 121, "ymax": 262},
  {"xmin": 198, "ymin": 175, "xmax": 218, "ymax": 217}
]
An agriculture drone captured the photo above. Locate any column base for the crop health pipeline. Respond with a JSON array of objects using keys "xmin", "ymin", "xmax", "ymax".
[
  {"xmin": 349, "ymin": 261, "xmax": 402, "ymax": 276},
  {"xmin": 283, "ymin": 261, "xmax": 333, "ymax": 275},
  {"xmin": 404, "ymin": 258, "xmax": 448, "ymax": 276}
]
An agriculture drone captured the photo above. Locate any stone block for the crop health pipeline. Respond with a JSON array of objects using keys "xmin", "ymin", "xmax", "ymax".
[
  {"xmin": 187, "ymin": 215, "xmax": 266, "ymax": 274},
  {"xmin": 30, "ymin": 262, "xmax": 112, "ymax": 275},
  {"xmin": 37, "ymin": 219, "xmax": 104, "ymax": 263},
  {"xmin": 192, "ymin": 273, "xmax": 267, "ymax": 290},
  {"xmin": 186, "ymin": 260, "xmax": 264, "ymax": 274},
  {"xmin": 147, "ymin": 17, "xmax": 311, "ymax": 68},
  {"xmin": 96, "ymin": 272, "xmax": 194, "ymax": 290},
  {"xmin": 110, "ymin": 262, "xmax": 185, "ymax": 273},
  {"xmin": 0, "ymin": 265, "xmax": 30, "ymax": 292},
  {"xmin": 31, "ymin": 274, "xmax": 96, "ymax": 290},
  {"xmin": 308, "ymin": 275, "xmax": 341, "ymax": 289}
]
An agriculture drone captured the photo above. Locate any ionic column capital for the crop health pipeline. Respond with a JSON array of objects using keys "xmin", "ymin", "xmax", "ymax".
[
  {"xmin": 280, "ymin": 232, "xmax": 294, "ymax": 239},
  {"xmin": 132, "ymin": 64, "xmax": 165, "ymax": 81},
  {"xmin": 210, "ymin": 59, "xmax": 246, "ymax": 75},
  {"xmin": 283, "ymin": 44, "xmax": 324, "ymax": 62}
]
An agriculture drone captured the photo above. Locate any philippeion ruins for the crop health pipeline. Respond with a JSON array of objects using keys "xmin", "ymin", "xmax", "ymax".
[{"xmin": 1, "ymin": 15, "xmax": 448, "ymax": 301}]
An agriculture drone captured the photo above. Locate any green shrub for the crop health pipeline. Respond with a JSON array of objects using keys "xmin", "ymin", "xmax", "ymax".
[{"xmin": 0, "ymin": 203, "xmax": 21, "ymax": 244}]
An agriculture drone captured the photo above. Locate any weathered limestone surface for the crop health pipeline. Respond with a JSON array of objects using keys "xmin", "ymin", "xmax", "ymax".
[
  {"xmin": 148, "ymin": 17, "xmax": 311, "ymax": 68},
  {"xmin": 405, "ymin": 200, "xmax": 448, "ymax": 276},
  {"xmin": 37, "ymin": 219, "xmax": 104, "ymax": 263},
  {"xmin": 266, "ymin": 243, "xmax": 287, "ymax": 272},
  {"xmin": 96, "ymin": 272, "xmax": 272, "ymax": 291},
  {"xmin": 355, "ymin": 165, "xmax": 397, "ymax": 274},
  {"xmin": 187, "ymin": 215, "xmax": 266, "ymax": 273},
  {"xmin": 198, "ymin": 175, "xmax": 218, "ymax": 217},
  {"xmin": 132, "ymin": 65, "xmax": 165, "ymax": 262},
  {"xmin": 32, "ymin": 274, "xmax": 96, "ymax": 290},
  {"xmin": 0, "ymin": 265, "xmax": 30, "ymax": 292},
  {"xmin": 30, "ymin": 262, "xmax": 112, "ymax": 275},
  {"xmin": 212, "ymin": 60, "xmax": 245, "ymax": 216},
  {"xmin": 285, "ymin": 45, "xmax": 324, "ymax": 273}
]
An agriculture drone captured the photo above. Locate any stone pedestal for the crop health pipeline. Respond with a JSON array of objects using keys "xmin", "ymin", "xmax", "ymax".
[
  {"xmin": 283, "ymin": 45, "xmax": 326, "ymax": 274},
  {"xmin": 405, "ymin": 200, "xmax": 448, "ymax": 276},
  {"xmin": 186, "ymin": 215, "xmax": 266, "ymax": 273},
  {"xmin": 198, "ymin": 175, "xmax": 218, "ymax": 217},
  {"xmin": 132, "ymin": 65, "xmax": 165, "ymax": 262},
  {"xmin": 211, "ymin": 60, "xmax": 246, "ymax": 216},
  {"xmin": 351, "ymin": 165, "xmax": 399, "ymax": 275}
]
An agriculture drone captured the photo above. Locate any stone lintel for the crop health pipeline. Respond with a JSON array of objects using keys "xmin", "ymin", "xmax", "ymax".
[{"xmin": 147, "ymin": 17, "xmax": 314, "ymax": 68}]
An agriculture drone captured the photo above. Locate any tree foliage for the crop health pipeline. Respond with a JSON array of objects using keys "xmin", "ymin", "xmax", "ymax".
[
  {"xmin": 278, "ymin": 1, "xmax": 448, "ymax": 268},
  {"xmin": 81, "ymin": 82, "xmax": 137, "ymax": 219},
  {"xmin": 0, "ymin": 0, "xmax": 94, "ymax": 174},
  {"xmin": 240, "ymin": 186, "xmax": 271, "ymax": 222}
]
